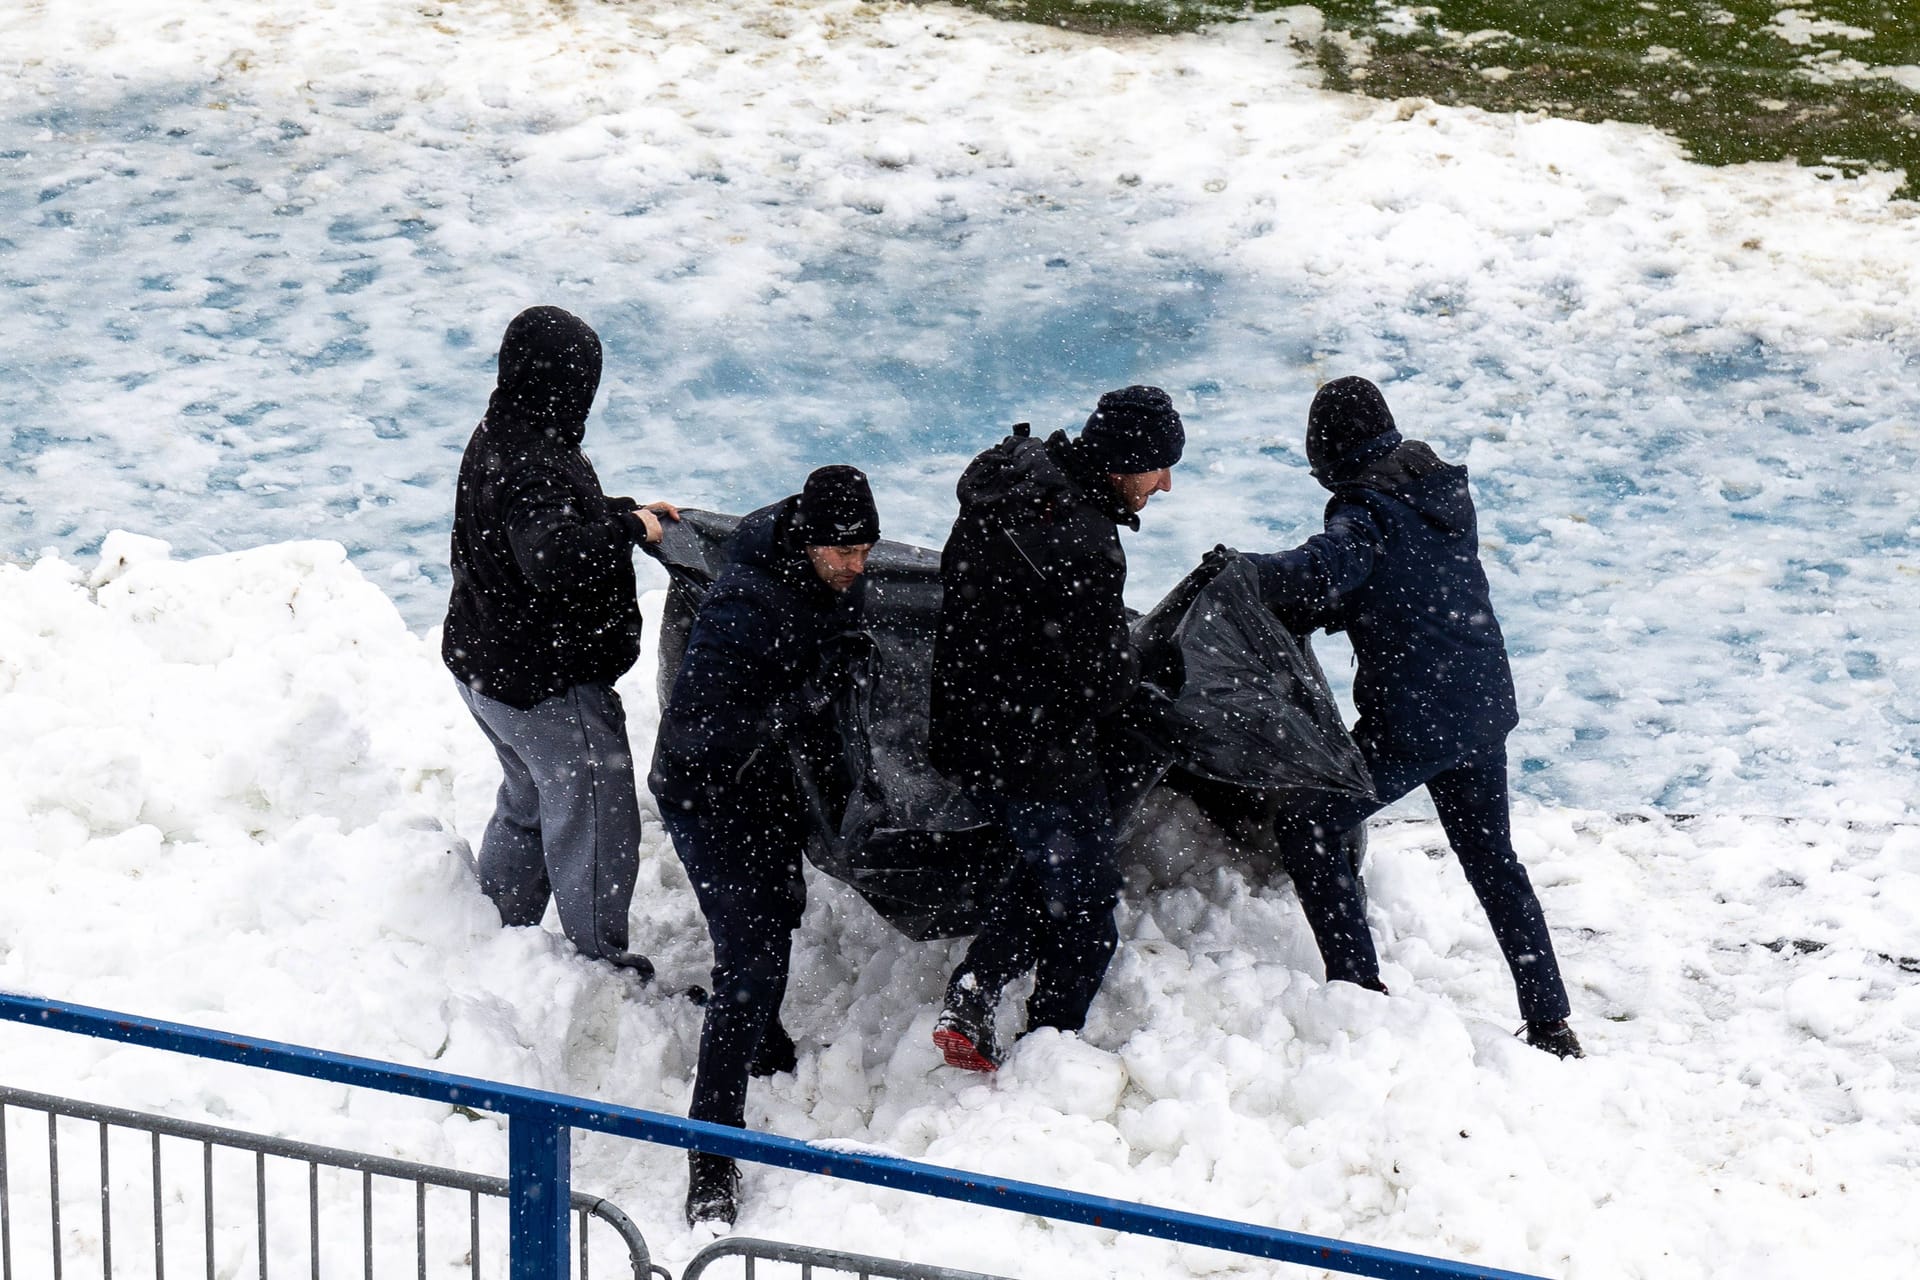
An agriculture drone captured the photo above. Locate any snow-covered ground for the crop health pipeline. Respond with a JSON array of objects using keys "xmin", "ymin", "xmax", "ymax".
[
  {"xmin": 3, "ymin": 0, "xmax": 1919, "ymax": 1277},
  {"xmin": 4, "ymin": 538, "xmax": 1918, "ymax": 1279}
]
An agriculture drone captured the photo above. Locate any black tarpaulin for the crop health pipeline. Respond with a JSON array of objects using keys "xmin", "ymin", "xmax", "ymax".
[{"xmin": 645, "ymin": 512, "xmax": 1374, "ymax": 939}]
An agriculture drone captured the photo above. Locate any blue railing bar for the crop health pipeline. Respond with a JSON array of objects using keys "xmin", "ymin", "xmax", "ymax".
[
  {"xmin": 508, "ymin": 1115, "xmax": 570, "ymax": 1280},
  {"xmin": 0, "ymin": 991, "xmax": 1547, "ymax": 1280}
]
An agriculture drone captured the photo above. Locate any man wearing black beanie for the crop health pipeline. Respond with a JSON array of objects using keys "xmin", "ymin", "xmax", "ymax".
[
  {"xmin": 926, "ymin": 386, "xmax": 1184, "ymax": 1072},
  {"xmin": 443, "ymin": 305, "xmax": 679, "ymax": 973},
  {"xmin": 1231, "ymin": 376, "xmax": 1582, "ymax": 1060},
  {"xmin": 650, "ymin": 465, "xmax": 879, "ymax": 1226}
]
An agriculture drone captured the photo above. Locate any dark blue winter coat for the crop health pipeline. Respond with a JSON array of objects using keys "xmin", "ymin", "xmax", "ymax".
[
  {"xmin": 648, "ymin": 498, "xmax": 866, "ymax": 819},
  {"xmin": 1247, "ymin": 431, "xmax": 1517, "ymax": 762}
]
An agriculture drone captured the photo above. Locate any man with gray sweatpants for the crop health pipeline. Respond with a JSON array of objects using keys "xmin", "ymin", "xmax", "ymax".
[
  {"xmin": 454, "ymin": 684, "xmax": 641, "ymax": 957},
  {"xmin": 442, "ymin": 304, "xmax": 679, "ymax": 969}
]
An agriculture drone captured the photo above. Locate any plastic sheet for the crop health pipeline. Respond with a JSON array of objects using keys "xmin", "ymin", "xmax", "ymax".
[{"xmin": 646, "ymin": 513, "xmax": 1373, "ymax": 939}]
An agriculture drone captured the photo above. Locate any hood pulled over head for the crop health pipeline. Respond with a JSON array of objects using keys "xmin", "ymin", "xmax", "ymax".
[
  {"xmin": 1306, "ymin": 376, "xmax": 1398, "ymax": 481},
  {"xmin": 487, "ymin": 305, "xmax": 603, "ymax": 442}
]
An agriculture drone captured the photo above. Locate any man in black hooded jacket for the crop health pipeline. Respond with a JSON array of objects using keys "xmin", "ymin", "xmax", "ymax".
[
  {"xmin": 649, "ymin": 465, "xmax": 879, "ymax": 1227},
  {"xmin": 443, "ymin": 305, "xmax": 677, "ymax": 970},
  {"xmin": 926, "ymin": 385, "xmax": 1183, "ymax": 1072},
  {"xmin": 1238, "ymin": 376, "xmax": 1582, "ymax": 1059}
]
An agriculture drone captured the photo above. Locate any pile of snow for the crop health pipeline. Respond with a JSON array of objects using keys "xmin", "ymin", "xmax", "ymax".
[{"xmin": 4, "ymin": 540, "xmax": 1918, "ymax": 1278}]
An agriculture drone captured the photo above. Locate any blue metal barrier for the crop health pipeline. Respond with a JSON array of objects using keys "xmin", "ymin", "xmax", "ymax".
[{"xmin": 0, "ymin": 991, "xmax": 1549, "ymax": 1280}]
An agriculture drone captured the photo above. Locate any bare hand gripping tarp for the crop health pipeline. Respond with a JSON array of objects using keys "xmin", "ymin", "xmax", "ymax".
[{"xmin": 645, "ymin": 511, "xmax": 1374, "ymax": 940}]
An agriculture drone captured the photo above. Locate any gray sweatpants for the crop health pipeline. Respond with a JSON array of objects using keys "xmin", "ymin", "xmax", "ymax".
[{"xmin": 457, "ymin": 681, "xmax": 641, "ymax": 959}]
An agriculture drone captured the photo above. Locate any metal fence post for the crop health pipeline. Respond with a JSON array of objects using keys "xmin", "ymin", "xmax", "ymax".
[
  {"xmin": 0, "ymin": 994, "xmax": 1553, "ymax": 1280},
  {"xmin": 507, "ymin": 1114, "xmax": 570, "ymax": 1280}
]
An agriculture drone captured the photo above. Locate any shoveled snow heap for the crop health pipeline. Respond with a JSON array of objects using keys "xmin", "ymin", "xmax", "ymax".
[{"xmin": 3, "ymin": 538, "xmax": 1917, "ymax": 1278}]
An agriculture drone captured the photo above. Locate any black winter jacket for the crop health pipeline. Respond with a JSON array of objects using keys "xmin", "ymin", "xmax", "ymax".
[
  {"xmin": 1247, "ymin": 431, "xmax": 1518, "ymax": 762},
  {"xmin": 929, "ymin": 429, "xmax": 1139, "ymax": 799},
  {"xmin": 442, "ymin": 315, "xmax": 643, "ymax": 710},
  {"xmin": 649, "ymin": 498, "xmax": 865, "ymax": 819}
]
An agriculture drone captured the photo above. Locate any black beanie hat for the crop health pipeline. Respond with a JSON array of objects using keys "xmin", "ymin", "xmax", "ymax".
[
  {"xmin": 1305, "ymin": 376, "xmax": 1397, "ymax": 476},
  {"xmin": 1080, "ymin": 385, "xmax": 1185, "ymax": 473},
  {"xmin": 794, "ymin": 465, "xmax": 881, "ymax": 547}
]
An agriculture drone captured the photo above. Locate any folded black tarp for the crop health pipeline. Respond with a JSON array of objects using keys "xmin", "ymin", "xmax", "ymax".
[{"xmin": 645, "ymin": 510, "xmax": 1374, "ymax": 940}]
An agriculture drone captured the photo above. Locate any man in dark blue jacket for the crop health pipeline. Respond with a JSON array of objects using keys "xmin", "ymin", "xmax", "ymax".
[
  {"xmin": 1241, "ymin": 377, "xmax": 1582, "ymax": 1059},
  {"xmin": 927, "ymin": 386, "xmax": 1183, "ymax": 1073},
  {"xmin": 649, "ymin": 465, "xmax": 879, "ymax": 1227},
  {"xmin": 444, "ymin": 305, "xmax": 678, "ymax": 970}
]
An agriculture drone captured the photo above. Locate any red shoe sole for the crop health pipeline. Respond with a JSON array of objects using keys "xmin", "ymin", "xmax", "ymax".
[{"xmin": 932, "ymin": 1027, "xmax": 998, "ymax": 1072}]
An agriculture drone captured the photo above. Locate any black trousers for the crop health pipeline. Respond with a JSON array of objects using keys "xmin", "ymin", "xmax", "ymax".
[
  {"xmin": 947, "ymin": 778, "xmax": 1122, "ymax": 1033},
  {"xmin": 1276, "ymin": 738, "xmax": 1572, "ymax": 1023},
  {"xmin": 662, "ymin": 806, "xmax": 806, "ymax": 1131}
]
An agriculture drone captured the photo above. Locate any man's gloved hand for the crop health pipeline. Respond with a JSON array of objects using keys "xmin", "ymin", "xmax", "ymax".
[
  {"xmin": 1117, "ymin": 681, "xmax": 1204, "ymax": 754},
  {"xmin": 1191, "ymin": 543, "xmax": 1235, "ymax": 589},
  {"xmin": 797, "ymin": 633, "xmax": 872, "ymax": 721}
]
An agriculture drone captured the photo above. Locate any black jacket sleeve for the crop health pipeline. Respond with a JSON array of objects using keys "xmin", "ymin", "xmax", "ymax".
[{"xmin": 498, "ymin": 462, "xmax": 637, "ymax": 595}]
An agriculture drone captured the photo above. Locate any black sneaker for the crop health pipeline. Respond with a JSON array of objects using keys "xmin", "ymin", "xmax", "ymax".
[
  {"xmin": 749, "ymin": 1021, "xmax": 798, "ymax": 1078},
  {"xmin": 932, "ymin": 987, "xmax": 1001, "ymax": 1072},
  {"xmin": 1523, "ymin": 1019, "xmax": 1586, "ymax": 1059},
  {"xmin": 602, "ymin": 952, "xmax": 656, "ymax": 984},
  {"xmin": 684, "ymin": 1152, "xmax": 739, "ymax": 1228}
]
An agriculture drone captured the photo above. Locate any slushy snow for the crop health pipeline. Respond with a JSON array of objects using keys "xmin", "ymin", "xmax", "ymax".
[{"xmin": 4, "ymin": 0, "xmax": 1919, "ymax": 818}]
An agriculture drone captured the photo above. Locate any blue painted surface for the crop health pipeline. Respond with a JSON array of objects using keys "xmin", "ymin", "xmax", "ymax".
[
  {"xmin": 7, "ymin": 57, "xmax": 1915, "ymax": 820},
  {"xmin": 0, "ymin": 990, "xmax": 1548, "ymax": 1280},
  {"xmin": 509, "ymin": 1115, "xmax": 573, "ymax": 1280}
]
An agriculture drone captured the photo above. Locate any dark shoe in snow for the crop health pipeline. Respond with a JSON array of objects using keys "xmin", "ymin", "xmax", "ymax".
[
  {"xmin": 602, "ymin": 952, "xmax": 656, "ymax": 984},
  {"xmin": 749, "ymin": 1021, "xmax": 798, "ymax": 1078},
  {"xmin": 1523, "ymin": 1019, "xmax": 1585, "ymax": 1059},
  {"xmin": 1329, "ymin": 972, "xmax": 1389, "ymax": 995},
  {"xmin": 933, "ymin": 999, "xmax": 1001, "ymax": 1073},
  {"xmin": 685, "ymin": 1152, "xmax": 739, "ymax": 1228}
]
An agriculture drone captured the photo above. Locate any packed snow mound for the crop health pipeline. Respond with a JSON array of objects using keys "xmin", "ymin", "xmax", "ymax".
[{"xmin": 3, "ymin": 541, "xmax": 1919, "ymax": 1279}]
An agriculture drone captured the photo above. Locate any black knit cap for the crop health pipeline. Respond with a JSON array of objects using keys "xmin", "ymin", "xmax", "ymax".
[
  {"xmin": 1305, "ymin": 376, "xmax": 1397, "ymax": 477},
  {"xmin": 794, "ymin": 465, "xmax": 881, "ymax": 547},
  {"xmin": 1080, "ymin": 385, "xmax": 1185, "ymax": 473}
]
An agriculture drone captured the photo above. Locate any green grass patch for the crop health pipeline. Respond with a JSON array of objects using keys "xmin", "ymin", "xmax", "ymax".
[{"xmin": 952, "ymin": 0, "xmax": 1920, "ymax": 197}]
